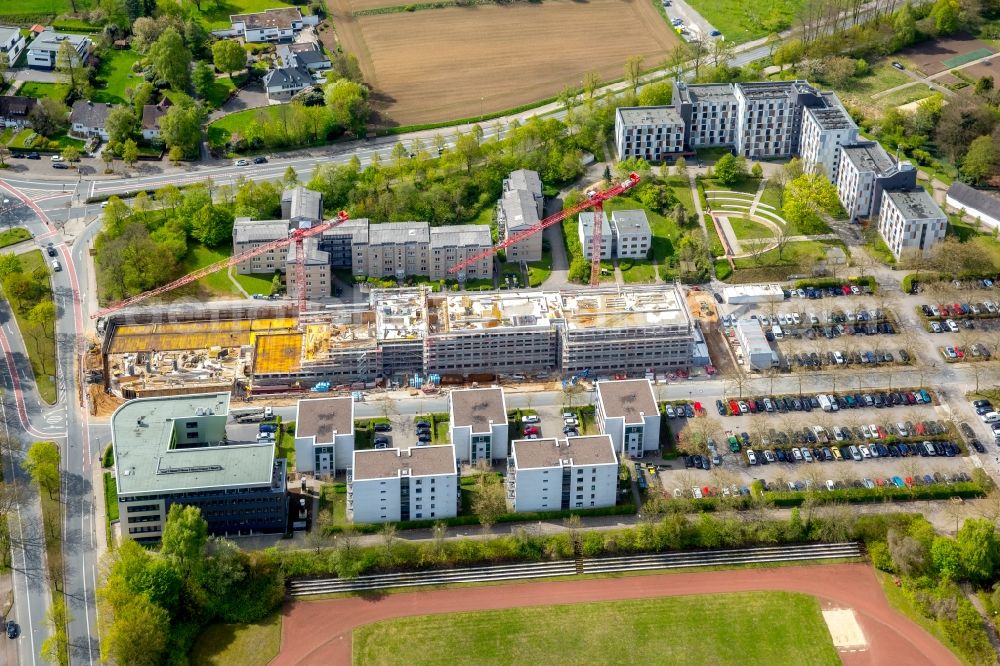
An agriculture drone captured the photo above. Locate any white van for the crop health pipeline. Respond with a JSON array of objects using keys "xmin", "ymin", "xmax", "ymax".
[
  {"xmin": 772, "ymin": 325, "xmax": 784, "ymax": 340},
  {"xmin": 982, "ymin": 412, "xmax": 1000, "ymax": 424}
]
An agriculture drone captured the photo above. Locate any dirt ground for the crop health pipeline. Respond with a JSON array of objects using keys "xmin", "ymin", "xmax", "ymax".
[
  {"xmin": 899, "ymin": 34, "xmax": 997, "ymax": 75},
  {"xmin": 272, "ymin": 563, "xmax": 960, "ymax": 666},
  {"xmin": 956, "ymin": 54, "xmax": 999, "ymax": 89},
  {"xmin": 686, "ymin": 289, "xmax": 719, "ymax": 324},
  {"xmin": 88, "ymin": 384, "xmax": 124, "ymax": 417},
  {"xmin": 328, "ymin": 0, "xmax": 679, "ymax": 126}
]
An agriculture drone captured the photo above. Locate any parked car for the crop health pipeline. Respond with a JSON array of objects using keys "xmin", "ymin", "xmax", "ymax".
[
  {"xmin": 373, "ymin": 423, "xmax": 392, "ymax": 432},
  {"xmin": 6, "ymin": 620, "xmax": 19, "ymax": 639},
  {"xmin": 253, "ymin": 156, "xmax": 268, "ymax": 164}
]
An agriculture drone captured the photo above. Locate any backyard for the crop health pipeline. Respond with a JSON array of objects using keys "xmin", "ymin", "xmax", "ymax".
[
  {"xmin": 353, "ymin": 591, "xmax": 839, "ymax": 665},
  {"xmin": 92, "ymin": 49, "xmax": 142, "ymax": 105}
]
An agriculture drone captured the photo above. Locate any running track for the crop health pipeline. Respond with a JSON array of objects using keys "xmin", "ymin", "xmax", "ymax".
[{"xmin": 274, "ymin": 563, "xmax": 960, "ymax": 666}]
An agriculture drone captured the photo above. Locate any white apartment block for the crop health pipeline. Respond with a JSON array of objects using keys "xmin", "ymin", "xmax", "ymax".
[
  {"xmin": 610, "ymin": 210, "xmax": 652, "ymax": 259},
  {"xmin": 614, "ymin": 106, "xmax": 685, "ymax": 161},
  {"xmin": 578, "ymin": 211, "xmax": 612, "ymax": 260},
  {"xmin": 506, "ymin": 435, "xmax": 618, "ymax": 512},
  {"xmin": 348, "ymin": 445, "xmax": 459, "ymax": 523},
  {"xmin": 595, "ymin": 379, "xmax": 660, "ymax": 457},
  {"xmin": 877, "ymin": 189, "xmax": 947, "ymax": 259},
  {"xmin": 673, "ymin": 82, "xmax": 737, "ymax": 148},
  {"xmin": 0, "ymin": 26, "xmax": 25, "ymax": 65},
  {"xmin": 498, "ymin": 169, "xmax": 544, "ymax": 263},
  {"xmin": 449, "ymin": 387, "xmax": 509, "ymax": 463},
  {"xmin": 800, "ymin": 102, "xmax": 858, "ymax": 179},
  {"xmin": 294, "ymin": 397, "xmax": 355, "ymax": 478},
  {"xmin": 26, "ymin": 30, "xmax": 90, "ymax": 69},
  {"xmin": 733, "ymin": 82, "xmax": 815, "ymax": 159},
  {"xmin": 836, "ymin": 142, "xmax": 917, "ymax": 223}
]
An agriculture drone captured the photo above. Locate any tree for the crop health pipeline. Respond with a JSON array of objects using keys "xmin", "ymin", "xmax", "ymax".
[
  {"xmin": 122, "ymin": 139, "xmax": 139, "ymax": 168},
  {"xmin": 624, "ymin": 55, "xmax": 643, "ymax": 93},
  {"xmin": 0, "ymin": 253, "xmax": 21, "ymax": 279},
  {"xmin": 471, "ymin": 470, "xmax": 506, "ymax": 533},
  {"xmin": 212, "ymin": 39, "xmax": 246, "ymax": 80},
  {"xmin": 61, "ymin": 146, "xmax": 80, "ymax": 165},
  {"xmin": 821, "ymin": 56, "xmax": 857, "ymax": 88},
  {"xmin": 99, "ymin": 593, "xmax": 169, "ymax": 666},
  {"xmin": 750, "ymin": 162, "xmax": 763, "ymax": 179},
  {"xmin": 29, "ymin": 98, "xmax": 69, "ymax": 138},
  {"xmin": 674, "ymin": 156, "xmax": 687, "ymax": 178},
  {"xmin": 324, "ymin": 79, "xmax": 368, "ymax": 137},
  {"xmin": 893, "ymin": 2, "xmax": 918, "ymax": 48},
  {"xmin": 160, "ymin": 504, "xmax": 208, "ymax": 577},
  {"xmin": 637, "ymin": 81, "xmax": 673, "ymax": 106},
  {"xmin": 773, "ymin": 38, "xmax": 805, "ymax": 72},
  {"xmin": 105, "ymin": 106, "xmax": 136, "ymax": 146},
  {"xmin": 714, "ymin": 153, "xmax": 748, "ymax": 186},
  {"xmin": 932, "ymin": 535, "xmax": 963, "ymax": 580},
  {"xmin": 887, "ymin": 527, "xmax": 929, "ymax": 576},
  {"xmin": 160, "ymin": 97, "xmax": 205, "ymax": 159},
  {"xmin": 974, "ymin": 75, "xmax": 994, "ymax": 97},
  {"xmin": 28, "ymin": 301, "xmax": 56, "ymax": 347},
  {"xmin": 149, "ymin": 28, "xmax": 191, "ymax": 92},
  {"xmin": 168, "ymin": 145, "xmax": 184, "ymax": 165},
  {"xmin": 956, "ymin": 518, "xmax": 998, "ymax": 584},
  {"xmin": 192, "ymin": 60, "xmax": 215, "ymax": 101},
  {"xmin": 960, "ymin": 135, "xmax": 999, "ymax": 185},
  {"xmin": 282, "ymin": 165, "xmax": 299, "ymax": 187},
  {"xmin": 191, "ymin": 204, "xmax": 234, "ymax": 247},
  {"xmin": 782, "ymin": 173, "xmax": 841, "ymax": 234},
  {"xmin": 22, "ymin": 441, "xmax": 59, "ymax": 499},
  {"xmin": 41, "ymin": 596, "xmax": 70, "ymax": 665},
  {"xmin": 931, "ymin": 0, "xmax": 961, "ymax": 34},
  {"xmin": 56, "ymin": 40, "xmax": 90, "ymax": 98}
]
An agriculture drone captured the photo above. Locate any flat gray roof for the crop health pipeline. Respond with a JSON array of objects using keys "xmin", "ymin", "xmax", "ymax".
[
  {"xmin": 677, "ymin": 82, "xmax": 735, "ymax": 104},
  {"xmin": 429, "ymin": 225, "xmax": 491, "ymax": 249},
  {"xmin": 233, "ymin": 218, "xmax": 289, "ymax": 244},
  {"xmin": 617, "ymin": 106, "xmax": 683, "ymax": 126},
  {"xmin": 324, "ymin": 218, "xmax": 369, "ymax": 243},
  {"xmin": 512, "ymin": 435, "xmax": 617, "ymax": 469},
  {"xmin": 505, "ymin": 169, "xmax": 541, "ymax": 195},
  {"xmin": 611, "ymin": 210, "xmax": 651, "ymax": 235},
  {"xmin": 841, "ymin": 142, "xmax": 895, "ymax": 176},
  {"xmin": 30, "ymin": 31, "xmax": 89, "ymax": 52},
  {"xmin": 597, "ymin": 379, "xmax": 657, "ymax": 424},
  {"xmin": 578, "ymin": 211, "xmax": 611, "ymax": 235},
  {"xmin": 884, "ymin": 188, "xmax": 945, "ymax": 221},
  {"xmin": 500, "ymin": 189, "xmax": 540, "ymax": 231},
  {"xmin": 368, "ymin": 221, "xmax": 429, "ymax": 245},
  {"xmin": 736, "ymin": 318, "xmax": 771, "ymax": 354},
  {"xmin": 111, "ymin": 393, "xmax": 278, "ymax": 495},
  {"xmin": 451, "ymin": 387, "xmax": 506, "ymax": 432},
  {"xmin": 283, "ymin": 186, "xmax": 323, "ymax": 221},
  {"xmin": 352, "ymin": 444, "xmax": 456, "ymax": 480},
  {"xmin": 295, "ymin": 397, "xmax": 353, "ymax": 442},
  {"xmin": 805, "ymin": 105, "xmax": 855, "ymax": 131}
]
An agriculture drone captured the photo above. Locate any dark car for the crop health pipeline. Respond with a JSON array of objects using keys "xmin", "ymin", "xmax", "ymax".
[
  {"xmin": 254, "ymin": 156, "xmax": 268, "ymax": 164},
  {"xmin": 6, "ymin": 620, "xmax": 18, "ymax": 639},
  {"xmin": 27, "ymin": 152, "xmax": 40, "ymax": 160},
  {"xmin": 684, "ymin": 455, "xmax": 694, "ymax": 468},
  {"xmin": 46, "ymin": 243, "xmax": 57, "ymax": 257},
  {"xmin": 417, "ymin": 433, "xmax": 432, "ymax": 443},
  {"xmin": 373, "ymin": 436, "xmax": 390, "ymax": 446},
  {"xmin": 684, "ymin": 404, "xmax": 695, "ymax": 418},
  {"xmin": 716, "ymin": 399, "xmax": 727, "ymax": 416},
  {"xmin": 712, "ymin": 292, "xmax": 723, "ymax": 303},
  {"xmin": 415, "ymin": 420, "xmax": 430, "ymax": 428},
  {"xmin": 973, "ymin": 439, "xmax": 985, "ymax": 453},
  {"xmin": 52, "ymin": 162, "xmax": 69, "ymax": 169},
  {"xmin": 373, "ymin": 423, "xmax": 392, "ymax": 432}
]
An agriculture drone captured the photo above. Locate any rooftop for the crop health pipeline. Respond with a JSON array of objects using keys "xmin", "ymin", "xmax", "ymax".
[
  {"xmin": 617, "ymin": 105, "xmax": 683, "ymax": 126},
  {"xmin": 805, "ymin": 105, "xmax": 855, "ymax": 131},
  {"xmin": 368, "ymin": 221, "xmax": 429, "ymax": 245},
  {"xmin": 283, "ymin": 185, "xmax": 323, "ymax": 222},
  {"xmin": 0, "ymin": 96, "xmax": 36, "ymax": 118},
  {"xmin": 735, "ymin": 318, "xmax": 771, "ymax": 354},
  {"xmin": 428, "ymin": 225, "xmax": 491, "ymax": 249},
  {"xmin": 841, "ymin": 142, "xmax": 896, "ymax": 176},
  {"xmin": 947, "ymin": 182, "xmax": 1000, "ymax": 219},
  {"xmin": 233, "ymin": 218, "xmax": 289, "ymax": 244},
  {"xmin": 373, "ymin": 288, "xmax": 429, "ymax": 342},
  {"xmin": 611, "ymin": 209, "xmax": 651, "ymax": 234},
  {"xmin": 499, "ymin": 188, "xmax": 540, "ymax": 230},
  {"xmin": 735, "ymin": 81, "xmax": 798, "ymax": 99},
  {"xmin": 70, "ymin": 100, "xmax": 113, "ymax": 128},
  {"xmin": 0, "ymin": 26, "xmax": 21, "ymax": 44},
  {"xmin": 30, "ymin": 30, "xmax": 89, "ymax": 51},
  {"xmin": 431, "ymin": 290, "xmax": 558, "ymax": 334},
  {"xmin": 676, "ymin": 82, "xmax": 735, "ymax": 103},
  {"xmin": 450, "ymin": 387, "xmax": 506, "ymax": 432},
  {"xmin": 231, "ymin": 7, "xmax": 303, "ymax": 30},
  {"xmin": 141, "ymin": 98, "xmax": 171, "ymax": 131},
  {"xmin": 578, "ymin": 211, "xmax": 611, "ymax": 235},
  {"xmin": 263, "ymin": 64, "xmax": 313, "ymax": 90},
  {"xmin": 295, "ymin": 397, "xmax": 354, "ymax": 442},
  {"xmin": 596, "ymin": 379, "xmax": 657, "ymax": 423},
  {"xmin": 884, "ymin": 188, "xmax": 946, "ymax": 221},
  {"xmin": 285, "ymin": 238, "xmax": 329, "ymax": 265},
  {"xmin": 512, "ymin": 435, "xmax": 617, "ymax": 469},
  {"xmin": 352, "ymin": 444, "xmax": 456, "ymax": 480},
  {"xmin": 505, "ymin": 169, "xmax": 542, "ymax": 195},
  {"xmin": 111, "ymin": 393, "xmax": 278, "ymax": 494},
  {"xmin": 560, "ymin": 285, "xmax": 691, "ymax": 332}
]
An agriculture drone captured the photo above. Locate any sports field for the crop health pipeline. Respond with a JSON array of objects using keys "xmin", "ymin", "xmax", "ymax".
[
  {"xmin": 353, "ymin": 592, "xmax": 839, "ymax": 665},
  {"xmin": 898, "ymin": 34, "xmax": 996, "ymax": 75},
  {"xmin": 331, "ymin": 0, "xmax": 679, "ymax": 125}
]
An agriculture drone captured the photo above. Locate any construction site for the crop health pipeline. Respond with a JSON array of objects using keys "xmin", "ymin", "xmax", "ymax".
[{"xmin": 96, "ymin": 285, "xmax": 697, "ymax": 400}]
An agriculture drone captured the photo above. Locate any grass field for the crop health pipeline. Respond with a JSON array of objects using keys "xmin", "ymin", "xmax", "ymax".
[
  {"xmin": 92, "ymin": 49, "xmax": 142, "ymax": 105},
  {"xmin": 618, "ymin": 258, "xmax": 658, "ymax": 283},
  {"xmin": 526, "ymin": 250, "xmax": 552, "ymax": 287},
  {"xmin": 180, "ymin": 243, "xmax": 244, "ymax": 297},
  {"xmin": 191, "ymin": 613, "xmax": 282, "ymax": 666},
  {"xmin": 876, "ymin": 84, "xmax": 935, "ymax": 110},
  {"xmin": 0, "ymin": 227, "xmax": 30, "ymax": 249},
  {"xmin": 208, "ymin": 105, "xmax": 292, "ymax": 147},
  {"xmin": 682, "ymin": 0, "xmax": 801, "ymax": 43},
  {"xmin": 353, "ymin": 591, "xmax": 839, "ymax": 665},
  {"xmin": 18, "ymin": 81, "xmax": 69, "ymax": 103},
  {"xmin": 0, "ymin": 250, "xmax": 57, "ymax": 404},
  {"xmin": 337, "ymin": 0, "xmax": 679, "ymax": 125},
  {"xmin": 0, "ymin": 0, "xmax": 86, "ymax": 23},
  {"xmin": 819, "ymin": 62, "xmax": 912, "ymax": 116},
  {"xmin": 733, "ymin": 239, "xmax": 847, "ymax": 277},
  {"xmin": 233, "ymin": 271, "xmax": 276, "ymax": 296},
  {"xmin": 729, "ymin": 216, "xmax": 773, "ymax": 239},
  {"xmin": 181, "ymin": 0, "xmax": 304, "ymax": 29}
]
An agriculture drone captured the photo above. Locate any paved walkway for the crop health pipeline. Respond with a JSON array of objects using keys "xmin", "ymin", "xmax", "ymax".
[{"xmin": 274, "ymin": 563, "xmax": 960, "ymax": 666}]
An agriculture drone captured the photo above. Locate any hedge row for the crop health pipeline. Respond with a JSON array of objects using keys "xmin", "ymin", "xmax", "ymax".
[
  {"xmin": 793, "ymin": 276, "xmax": 876, "ymax": 291},
  {"xmin": 764, "ymin": 481, "xmax": 986, "ymax": 507}
]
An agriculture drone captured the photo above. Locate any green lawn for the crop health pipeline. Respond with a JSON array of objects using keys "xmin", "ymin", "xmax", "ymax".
[
  {"xmin": 0, "ymin": 227, "xmax": 30, "ymax": 249},
  {"xmin": 470, "ymin": 205, "xmax": 495, "ymax": 226},
  {"xmin": 663, "ymin": 175, "xmax": 695, "ymax": 213},
  {"xmin": 233, "ymin": 271, "xmax": 276, "ymax": 296},
  {"xmin": 353, "ymin": 592, "xmax": 839, "ymax": 665},
  {"xmin": 729, "ymin": 216, "xmax": 773, "ymax": 240},
  {"xmin": 947, "ymin": 216, "xmax": 1000, "ymax": 267},
  {"xmin": 0, "ymin": 250, "xmax": 57, "ymax": 404},
  {"xmin": 618, "ymin": 258, "xmax": 658, "ymax": 283},
  {"xmin": 181, "ymin": 0, "xmax": 305, "ymax": 29},
  {"xmin": 732, "ymin": 239, "xmax": 848, "ymax": 281},
  {"xmin": 678, "ymin": 0, "xmax": 803, "ymax": 43},
  {"xmin": 205, "ymin": 76, "xmax": 238, "ymax": 110},
  {"xmin": 602, "ymin": 195, "xmax": 680, "ymax": 263},
  {"xmin": 276, "ymin": 420, "xmax": 296, "ymax": 468},
  {"xmin": 180, "ymin": 243, "xmax": 243, "ymax": 297},
  {"xmin": 92, "ymin": 49, "xmax": 142, "ymax": 105},
  {"xmin": 875, "ymin": 84, "xmax": 935, "ymax": 111},
  {"xmin": 703, "ymin": 177, "xmax": 762, "ymax": 196},
  {"xmin": 190, "ymin": 613, "xmax": 282, "ymax": 666},
  {"xmin": 18, "ymin": 81, "xmax": 69, "ymax": 103},
  {"xmin": 819, "ymin": 62, "xmax": 912, "ymax": 116},
  {"xmin": 526, "ymin": 250, "xmax": 552, "ymax": 287},
  {"xmin": 759, "ymin": 181, "xmax": 783, "ymax": 211},
  {"xmin": 208, "ymin": 105, "xmax": 287, "ymax": 146},
  {"xmin": 0, "ymin": 0, "xmax": 86, "ymax": 23}
]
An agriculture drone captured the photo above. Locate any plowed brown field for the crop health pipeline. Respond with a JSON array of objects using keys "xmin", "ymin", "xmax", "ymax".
[{"xmin": 329, "ymin": 0, "xmax": 679, "ymax": 126}]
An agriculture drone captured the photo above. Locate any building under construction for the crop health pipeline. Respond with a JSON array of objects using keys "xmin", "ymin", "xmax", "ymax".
[{"xmin": 98, "ymin": 285, "xmax": 695, "ymax": 396}]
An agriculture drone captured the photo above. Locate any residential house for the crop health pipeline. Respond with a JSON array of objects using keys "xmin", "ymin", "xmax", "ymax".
[
  {"xmin": 0, "ymin": 96, "xmax": 36, "ymax": 128},
  {"xmin": 506, "ymin": 435, "xmax": 618, "ymax": 512},
  {"xmin": 595, "ymin": 379, "xmax": 660, "ymax": 457},
  {"xmin": 0, "ymin": 26, "xmax": 26, "ymax": 65},
  {"xmin": 577, "ymin": 211, "xmax": 612, "ymax": 260},
  {"xmin": 277, "ymin": 42, "xmax": 330, "ymax": 72},
  {"xmin": 228, "ymin": 8, "xmax": 319, "ymax": 43},
  {"xmin": 293, "ymin": 396, "xmax": 355, "ymax": 478},
  {"xmin": 262, "ymin": 64, "xmax": 314, "ymax": 102},
  {"xmin": 69, "ymin": 100, "xmax": 112, "ymax": 140},
  {"xmin": 609, "ymin": 210, "xmax": 652, "ymax": 259},
  {"xmin": 449, "ymin": 387, "xmax": 509, "ymax": 464},
  {"xmin": 26, "ymin": 30, "xmax": 90, "ymax": 69},
  {"xmin": 347, "ymin": 445, "xmax": 459, "ymax": 523},
  {"xmin": 140, "ymin": 98, "xmax": 171, "ymax": 141}
]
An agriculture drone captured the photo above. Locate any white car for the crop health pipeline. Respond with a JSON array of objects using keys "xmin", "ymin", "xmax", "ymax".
[
  {"xmin": 896, "ymin": 422, "xmax": 909, "ymax": 437},
  {"xmin": 801, "ymin": 448, "xmax": 813, "ymax": 462},
  {"xmin": 859, "ymin": 445, "xmax": 871, "ymax": 458},
  {"xmin": 851, "ymin": 285, "xmax": 861, "ymax": 295},
  {"xmin": 869, "ymin": 424, "xmax": 880, "ymax": 439},
  {"xmin": 790, "ymin": 312, "xmax": 801, "ymax": 325},
  {"xmin": 50, "ymin": 155, "xmax": 64, "ymax": 162},
  {"xmin": 235, "ymin": 159, "xmax": 250, "ymax": 167},
  {"xmin": 746, "ymin": 449, "xmax": 757, "ymax": 465},
  {"xmin": 861, "ymin": 425, "xmax": 871, "ymax": 438},
  {"xmin": 521, "ymin": 415, "xmax": 540, "ymax": 424},
  {"xmin": 791, "ymin": 447, "xmax": 803, "ymax": 461},
  {"xmin": 691, "ymin": 486, "xmax": 703, "ymax": 498},
  {"xmin": 946, "ymin": 319, "xmax": 960, "ymax": 333}
]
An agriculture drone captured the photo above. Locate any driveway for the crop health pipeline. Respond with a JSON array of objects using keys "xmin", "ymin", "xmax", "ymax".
[
  {"xmin": 10, "ymin": 68, "xmax": 58, "ymax": 84},
  {"xmin": 209, "ymin": 80, "xmax": 269, "ymax": 121}
]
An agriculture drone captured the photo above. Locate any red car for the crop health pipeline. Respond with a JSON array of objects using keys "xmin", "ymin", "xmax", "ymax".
[
  {"xmin": 729, "ymin": 400, "xmax": 739, "ymax": 415},
  {"xmin": 841, "ymin": 285, "xmax": 852, "ymax": 295},
  {"xmin": 524, "ymin": 425, "xmax": 539, "ymax": 435},
  {"xmin": 939, "ymin": 304, "xmax": 950, "ymax": 316}
]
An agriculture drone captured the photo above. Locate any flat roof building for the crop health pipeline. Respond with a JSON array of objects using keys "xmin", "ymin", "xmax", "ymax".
[
  {"xmin": 946, "ymin": 182, "xmax": 1000, "ymax": 231},
  {"xmin": 506, "ymin": 435, "xmax": 618, "ymax": 512},
  {"xmin": 800, "ymin": 100, "xmax": 858, "ymax": 180},
  {"xmin": 614, "ymin": 106, "xmax": 685, "ymax": 161},
  {"xmin": 294, "ymin": 397, "xmax": 355, "ymax": 477},
  {"xmin": 595, "ymin": 379, "xmax": 660, "ymax": 457},
  {"xmin": 111, "ymin": 393, "xmax": 287, "ymax": 542},
  {"xmin": 836, "ymin": 142, "xmax": 917, "ymax": 223},
  {"xmin": 877, "ymin": 188, "xmax": 947, "ymax": 259},
  {"xmin": 449, "ymin": 387, "xmax": 509, "ymax": 463},
  {"xmin": 348, "ymin": 445, "xmax": 459, "ymax": 523},
  {"xmin": 610, "ymin": 210, "xmax": 652, "ymax": 259},
  {"xmin": 578, "ymin": 211, "xmax": 612, "ymax": 260},
  {"xmin": 734, "ymin": 318, "xmax": 776, "ymax": 371}
]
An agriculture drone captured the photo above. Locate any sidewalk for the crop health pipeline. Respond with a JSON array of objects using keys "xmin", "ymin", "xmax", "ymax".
[{"xmin": 0, "ymin": 570, "xmax": 15, "ymax": 666}]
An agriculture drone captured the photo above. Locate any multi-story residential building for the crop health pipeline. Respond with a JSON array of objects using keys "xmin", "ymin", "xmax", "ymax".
[
  {"xmin": 577, "ymin": 211, "xmax": 612, "ymax": 260},
  {"xmin": 284, "ymin": 239, "xmax": 331, "ymax": 300},
  {"xmin": 282, "ymin": 185, "xmax": 323, "ymax": 223},
  {"xmin": 26, "ymin": 30, "xmax": 90, "ymax": 69},
  {"xmin": 497, "ymin": 169, "xmax": 544, "ymax": 262},
  {"xmin": 449, "ymin": 387, "xmax": 509, "ymax": 463},
  {"xmin": 428, "ymin": 225, "xmax": 493, "ymax": 280},
  {"xmin": 277, "ymin": 42, "xmax": 331, "ymax": 72},
  {"xmin": 233, "ymin": 218, "xmax": 291, "ymax": 275},
  {"xmin": 877, "ymin": 188, "xmax": 947, "ymax": 259},
  {"xmin": 799, "ymin": 100, "xmax": 858, "ymax": 179},
  {"xmin": 673, "ymin": 82, "xmax": 737, "ymax": 148},
  {"xmin": 836, "ymin": 142, "xmax": 917, "ymax": 222},
  {"xmin": 595, "ymin": 379, "xmax": 660, "ymax": 457},
  {"xmin": 0, "ymin": 26, "xmax": 26, "ymax": 65},
  {"xmin": 506, "ymin": 435, "xmax": 618, "ymax": 512},
  {"xmin": 347, "ymin": 445, "xmax": 459, "ymax": 523},
  {"xmin": 227, "ymin": 8, "xmax": 319, "ymax": 43},
  {"xmin": 111, "ymin": 393, "xmax": 288, "ymax": 542},
  {"xmin": 614, "ymin": 106, "xmax": 685, "ymax": 161},
  {"xmin": 293, "ymin": 396, "xmax": 354, "ymax": 478},
  {"xmin": 610, "ymin": 210, "xmax": 652, "ymax": 259},
  {"xmin": 733, "ymin": 81, "xmax": 825, "ymax": 159}
]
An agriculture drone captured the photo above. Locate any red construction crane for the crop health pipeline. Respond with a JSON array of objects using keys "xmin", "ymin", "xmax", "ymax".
[
  {"xmin": 447, "ymin": 173, "xmax": 640, "ymax": 287},
  {"xmin": 91, "ymin": 211, "xmax": 351, "ymax": 320}
]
